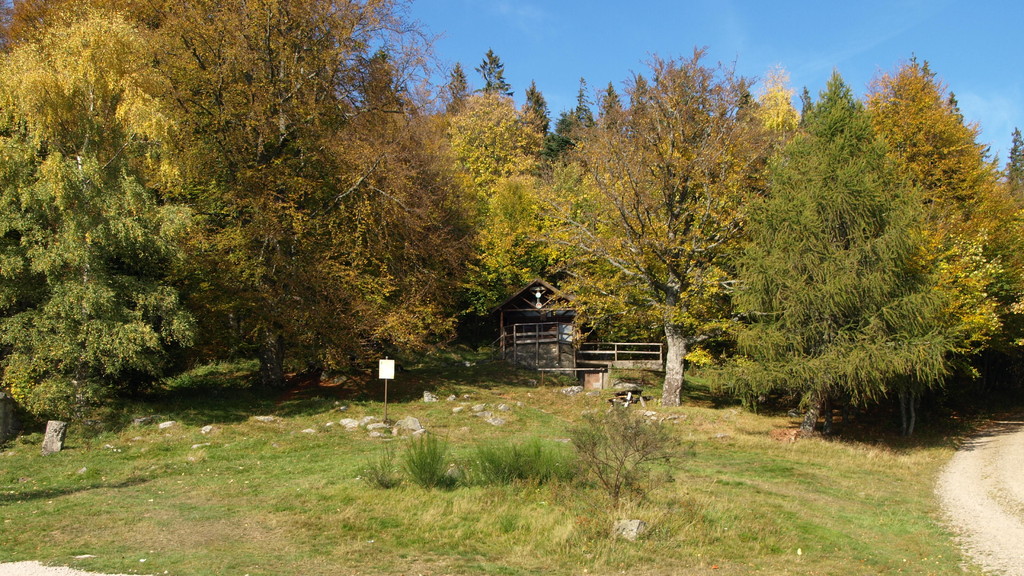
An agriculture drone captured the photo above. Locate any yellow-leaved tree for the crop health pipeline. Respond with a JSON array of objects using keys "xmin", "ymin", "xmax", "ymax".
[
  {"xmin": 868, "ymin": 58, "xmax": 1024, "ymax": 360},
  {"xmin": 545, "ymin": 51, "xmax": 770, "ymax": 406}
]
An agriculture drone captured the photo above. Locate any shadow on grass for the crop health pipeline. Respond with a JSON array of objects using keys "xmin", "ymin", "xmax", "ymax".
[{"xmin": 0, "ymin": 475, "xmax": 151, "ymax": 504}]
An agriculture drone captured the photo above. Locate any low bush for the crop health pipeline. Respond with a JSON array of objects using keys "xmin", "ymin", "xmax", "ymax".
[
  {"xmin": 569, "ymin": 408, "xmax": 671, "ymax": 505},
  {"xmin": 403, "ymin": 435, "xmax": 458, "ymax": 490}
]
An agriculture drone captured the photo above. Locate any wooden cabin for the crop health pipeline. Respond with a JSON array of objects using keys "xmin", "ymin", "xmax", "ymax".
[{"xmin": 493, "ymin": 279, "xmax": 577, "ymax": 370}]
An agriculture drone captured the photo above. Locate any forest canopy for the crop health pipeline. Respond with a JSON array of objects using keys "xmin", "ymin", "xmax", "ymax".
[{"xmin": 1, "ymin": 1, "xmax": 1022, "ymax": 431}]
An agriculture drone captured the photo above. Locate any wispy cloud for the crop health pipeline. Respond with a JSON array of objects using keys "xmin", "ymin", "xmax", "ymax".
[{"xmin": 491, "ymin": 1, "xmax": 549, "ymax": 38}]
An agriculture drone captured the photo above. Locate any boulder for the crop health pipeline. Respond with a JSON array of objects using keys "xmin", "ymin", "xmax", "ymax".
[
  {"xmin": 613, "ymin": 519, "xmax": 648, "ymax": 541},
  {"xmin": 200, "ymin": 425, "xmax": 215, "ymax": 435},
  {"xmin": 0, "ymin": 391, "xmax": 16, "ymax": 442},
  {"xmin": 485, "ymin": 417, "xmax": 506, "ymax": 427},
  {"xmin": 423, "ymin": 391, "xmax": 439, "ymax": 403},
  {"xmin": 339, "ymin": 418, "xmax": 360, "ymax": 430},
  {"xmin": 158, "ymin": 421, "xmax": 177, "ymax": 430},
  {"xmin": 253, "ymin": 416, "xmax": 277, "ymax": 423},
  {"xmin": 394, "ymin": 416, "xmax": 423, "ymax": 433},
  {"xmin": 561, "ymin": 386, "xmax": 584, "ymax": 396},
  {"xmin": 41, "ymin": 420, "xmax": 67, "ymax": 455}
]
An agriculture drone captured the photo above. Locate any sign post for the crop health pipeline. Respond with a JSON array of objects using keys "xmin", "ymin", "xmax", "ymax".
[{"xmin": 378, "ymin": 358, "xmax": 395, "ymax": 424}]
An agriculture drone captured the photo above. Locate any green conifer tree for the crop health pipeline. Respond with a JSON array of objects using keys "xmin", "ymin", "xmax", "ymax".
[{"xmin": 733, "ymin": 73, "xmax": 950, "ymax": 435}]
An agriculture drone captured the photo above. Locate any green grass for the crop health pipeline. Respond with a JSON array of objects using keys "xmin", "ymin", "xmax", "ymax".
[{"xmin": 0, "ymin": 359, "xmax": 986, "ymax": 575}]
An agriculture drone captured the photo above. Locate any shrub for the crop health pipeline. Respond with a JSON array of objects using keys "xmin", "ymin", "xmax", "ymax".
[
  {"xmin": 569, "ymin": 408, "xmax": 670, "ymax": 505},
  {"xmin": 403, "ymin": 435, "xmax": 457, "ymax": 490},
  {"xmin": 363, "ymin": 445, "xmax": 403, "ymax": 489}
]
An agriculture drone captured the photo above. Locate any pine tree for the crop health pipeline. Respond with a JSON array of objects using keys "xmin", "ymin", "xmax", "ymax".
[
  {"xmin": 522, "ymin": 80, "xmax": 549, "ymax": 136},
  {"xmin": 445, "ymin": 62, "xmax": 469, "ymax": 114},
  {"xmin": 573, "ymin": 77, "xmax": 594, "ymax": 127},
  {"xmin": 475, "ymin": 48, "xmax": 512, "ymax": 97},
  {"xmin": 598, "ymin": 81, "xmax": 622, "ymax": 118},
  {"xmin": 733, "ymin": 73, "xmax": 950, "ymax": 435},
  {"xmin": 1008, "ymin": 128, "xmax": 1024, "ymax": 196}
]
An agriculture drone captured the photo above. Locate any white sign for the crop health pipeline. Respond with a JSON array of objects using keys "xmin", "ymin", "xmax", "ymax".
[{"xmin": 378, "ymin": 359, "xmax": 395, "ymax": 380}]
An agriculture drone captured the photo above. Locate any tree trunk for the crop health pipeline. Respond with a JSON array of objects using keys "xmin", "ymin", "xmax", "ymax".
[
  {"xmin": 662, "ymin": 323, "xmax": 687, "ymax": 407},
  {"xmin": 258, "ymin": 329, "xmax": 285, "ymax": 389},
  {"xmin": 800, "ymin": 390, "xmax": 823, "ymax": 435},
  {"xmin": 822, "ymin": 395, "xmax": 833, "ymax": 435}
]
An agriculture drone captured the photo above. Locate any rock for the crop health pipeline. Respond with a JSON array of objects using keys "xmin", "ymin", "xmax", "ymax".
[
  {"xmin": 368, "ymin": 431, "xmax": 388, "ymax": 438},
  {"xmin": 41, "ymin": 420, "xmax": 67, "ymax": 455},
  {"xmin": 497, "ymin": 403, "xmax": 511, "ymax": 412},
  {"xmin": 339, "ymin": 418, "xmax": 360, "ymax": 430},
  {"xmin": 643, "ymin": 411, "xmax": 658, "ymax": 418},
  {"xmin": 613, "ymin": 381, "xmax": 644, "ymax": 392},
  {"xmin": 359, "ymin": 416, "xmax": 378, "ymax": 426},
  {"xmin": 158, "ymin": 421, "xmax": 176, "ymax": 430},
  {"xmin": 451, "ymin": 406, "xmax": 465, "ymax": 414},
  {"xmin": 336, "ymin": 405, "xmax": 349, "ymax": 412},
  {"xmin": 76, "ymin": 467, "xmax": 88, "ymax": 475},
  {"xmin": 394, "ymin": 416, "xmax": 423, "ymax": 433},
  {"xmin": 253, "ymin": 416, "xmax": 277, "ymax": 423},
  {"xmin": 132, "ymin": 416, "xmax": 155, "ymax": 426},
  {"xmin": 301, "ymin": 428, "xmax": 316, "ymax": 434},
  {"xmin": 200, "ymin": 425, "xmax": 215, "ymax": 435},
  {"xmin": 561, "ymin": 386, "xmax": 584, "ymax": 396},
  {"xmin": 613, "ymin": 519, "xmax": 648, "ymax": 541},
  {"xmin": 191, "ymin": 443, "xmax": 211, "ymax": 449},
  {"xmin": 0, "ymin": 391, "xmax": 16, "ymax": 443},
  {"xmin": 485, "ymin": 417, "xmax": 506, "ymax": 427},
  {"xmin": 366, "ymin": 422, "xmax": 390, "ymax": 431},
  {"xmin": 476, "ymin": 411, "xmax": 494, "ymax": 419},
  {"xmin": 423, "ymin": 391, "xmax": 439, "ymax": 403},
  {"xmin": 412, "ymin": 429, "xmax": 428, "ymax": 437},
  {"xmin": 446, "ymin": 395, "xmax": 457, "ymax": 402},
  {"xmin": 324, "ymin": 422, "xmax": 334, "ymax": 427},
  {"xmin": 471, "ymin": 404, "xmax": 487, "ymax": 412}
]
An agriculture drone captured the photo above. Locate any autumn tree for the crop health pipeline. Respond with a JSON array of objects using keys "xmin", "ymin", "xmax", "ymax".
[
  {"xmin": 868, "ymin": 59, "xmax": 1022, "ymax": 359},
  {"xmin": 0, "ymin": 13, "xmax": 193, "ymax": 418},
  {"xmin": 756, "ymin": 65, "xmax": 799, "ymax": 137},
  {"xmin": 447, "ymin": 91, "xmax": 546, "ymax": 314},
  {"xmin": 547, "ymin": 51, "xmax": 770, "ymax": 406},
  {"xmin": 733, "ymin": 73, "xmax": 950, "ymax": 436},
  {"xmin": 152, "ymin": 0, "xmax": 466, "ymax": 385}
]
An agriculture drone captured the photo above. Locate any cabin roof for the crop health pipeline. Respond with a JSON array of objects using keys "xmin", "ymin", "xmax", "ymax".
[{"xmin": 491, "ymin": 279, "xmax": 575, "ymax": 314}]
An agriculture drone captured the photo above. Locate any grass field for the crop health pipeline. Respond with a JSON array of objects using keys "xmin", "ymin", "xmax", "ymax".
[{"xmin": 0, "ymin": 354, "xmax": 985, "ymax": 575}]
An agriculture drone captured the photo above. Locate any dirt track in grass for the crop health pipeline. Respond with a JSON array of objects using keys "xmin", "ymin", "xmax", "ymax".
[{"xmin": 936, "ymin": 418, "xmax": 1024, "ymax": 576}]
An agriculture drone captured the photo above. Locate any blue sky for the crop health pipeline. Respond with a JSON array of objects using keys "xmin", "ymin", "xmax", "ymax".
[{"xmin": 409, "ymin": 0, "xmax": 1023, "ymax": 161}]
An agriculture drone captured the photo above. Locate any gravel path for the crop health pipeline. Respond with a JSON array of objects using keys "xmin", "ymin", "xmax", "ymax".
[
  {"xmin": 0, "ymin": 562, "xmax": 149, "ymax": 576},
  {"xmin": 936, "ymin": 418, "xmax": 1024, "ymax": 576}
]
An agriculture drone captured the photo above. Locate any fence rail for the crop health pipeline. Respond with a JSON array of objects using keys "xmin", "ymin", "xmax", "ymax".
[{"xmin": 577, "ymin": 342, "xmax": 663, "ymax": 366}]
